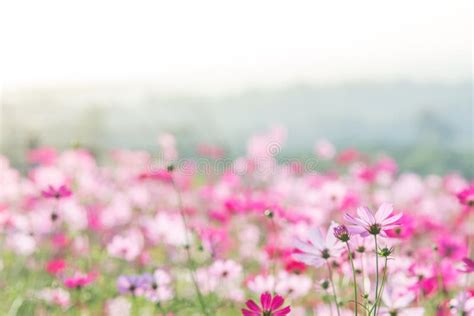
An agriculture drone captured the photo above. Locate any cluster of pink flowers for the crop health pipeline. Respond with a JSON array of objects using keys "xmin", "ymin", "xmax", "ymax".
[{"xmin": 0, "ymin": 128, "xmax": 472, "ymax": 315}]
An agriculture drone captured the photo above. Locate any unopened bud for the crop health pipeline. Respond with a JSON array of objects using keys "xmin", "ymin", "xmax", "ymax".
[{"xmin": 333, "ymin": 225, "xmax": 350, "ymax": 242}]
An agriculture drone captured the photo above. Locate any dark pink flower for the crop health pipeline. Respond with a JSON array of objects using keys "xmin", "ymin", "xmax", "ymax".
[
  {"xmin": 457, "ymin": 186, "xmax": 474, "ymax": 207},
  {"xmin": 437, "ymin": 236, "xmax": 467, "ymax": 260},
  {"xmin": 64, "ymin": 272, "xmax": 96, "ymax": 289},
  {"xmin": 241, "ymin": 292, "xmax": 291, "ymax": 316},
  {"xmin": 357, "ymin": 166, "xmax": 377, "ymax": 183},
  {"xmin": 385, "ymin": 213, "xmax": 416, "ymax": 239},
  {"xmin": 41, "ymin": 185, "xmax": 72, "ymax": 199},
  {"xmin": 138, "ymin": 169, "xmax": 173, "ymax": 183},
  {"xmin": 336, "ymin": 148, "xmax": 360, "ymax": 165},
  {"xmin": 51, "ymin": 234, "xmax": 69, "ymax": 249},
  {"xmin": 458, "ymin": 258, "xmax": 474, "ymax": 273},
  {"xmin": 46, "ymin": 259, "xmax": 66, "ymax": 275}
]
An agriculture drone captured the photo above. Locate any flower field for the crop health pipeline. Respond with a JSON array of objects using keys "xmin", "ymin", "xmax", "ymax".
[{"xmin": 1, "ymin": 129, "xmax": 473, "ymax": 316}]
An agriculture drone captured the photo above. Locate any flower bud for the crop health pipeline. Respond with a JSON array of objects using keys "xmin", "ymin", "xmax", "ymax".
[
  {"xmin": 321, "ymin": 280, "xmax": 330, "ymax": 290},
  {"xmin": 333, "ymin": 225, "xmax": 350, "ymax": 242},
  {"xmin": 379, "ymin": 247, "xmax": 394, "ymax": 257},
  {"xmin": 264, "ymin": 209, "xmax": 274, "ymax": 219}
]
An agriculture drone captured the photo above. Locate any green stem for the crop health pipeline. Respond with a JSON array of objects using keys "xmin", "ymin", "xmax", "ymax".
[
  {"xmin": 346, "ymin": 242, "xmax": 358, "ymax": 316},
  {"xmin": 156, "ymin": 302, "xmax": 166, "ymax": 315},
  {"xmin": 270, "ymin": 217, "xmax": 278, "ymax": 294},
  {"xmin": 373, "ymin": 235, "xmax": 379, "ymax": 316},
  {"xmin": 172, "ymin": 180, "xmax": 209, "ymax": 316},
  {"xmin": 326, "ymin": 260, "xmax": 341, "ymax": 316},
  {"xmin": 374, "ymin": 257, "xmax": 388, "ymax": 316}
]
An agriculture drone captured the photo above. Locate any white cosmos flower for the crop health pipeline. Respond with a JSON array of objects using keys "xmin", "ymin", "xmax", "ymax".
[{"xmin": 293, "ymin": 222, "xmax": 344, "ymax": 267}]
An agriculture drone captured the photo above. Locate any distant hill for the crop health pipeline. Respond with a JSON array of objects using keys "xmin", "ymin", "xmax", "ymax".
[{"xmin": 1, "ymin": 80, "xmax": 472, "ymax": 176}]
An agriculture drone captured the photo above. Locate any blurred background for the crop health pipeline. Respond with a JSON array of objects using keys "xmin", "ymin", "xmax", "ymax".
[{"xmin": 1, "ymin": 0, "xmax": 472, "ymax": 176}]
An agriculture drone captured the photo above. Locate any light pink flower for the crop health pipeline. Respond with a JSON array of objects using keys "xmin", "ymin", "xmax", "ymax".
[
  {"xmin": 107, "ymin": 230, "xmax": 144, "ymax": 261},
  {"xmin": 344, "ymin": 203, "xmax": 402, "ymax": 237},
  {"xmin": 379, "ymin": 288, "xmax": 424, "ymax": 316},
  {"xmin": 36, "ymin": 287, "xmax": 70, "ymax": 309},
  {"xmin": 41, "ymin": 184, "xmax": 72, "ymax": 199},
  {"xmin": 293, "ymin": 222, "xmax": 344, "ymax": 267}
]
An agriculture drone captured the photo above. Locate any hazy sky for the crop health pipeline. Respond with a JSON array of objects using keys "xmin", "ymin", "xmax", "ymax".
[{"xmin": 1, "ymin": 0, "xmax": 472, "ymax": 93}]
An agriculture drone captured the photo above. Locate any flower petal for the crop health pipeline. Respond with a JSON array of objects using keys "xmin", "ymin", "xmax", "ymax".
[
  {"xmin": 273, "ymin": 305, "xmax": 291, "ymax": 316},
  {"xmin": 345, "ymin": 213, "xmax": 370, "ymax": 227},
  {"xmin": 308, "ymin": 228, "xmax": 324, "ymax": 249},
  {"xmin": 294, "ymin": 239, "xmax": 319, "ymax": 255},
  {"xmin": 325, "ymin": 221, "xmax": 338, "ymax": 248},
  {"xmin": 260, "ymin": 292, "xmax": 272, "ymax": 310},
  {"xmin": 245, "ymin": 299, "xmax": 261, "ymax": 312},
  {"xmin": 375, "ymin": 203, "xmax": 393, "ymax": 222},
  {"xmin": 357, "ymin": 206, "xmax": 375, "ymax": 224},
  {"xmin": 270, "ymin": 294, "xmax": 284, "ymax": 310},
  {"xmin": 292, "ymin": 253, "xmax": 324, "ymax": 267},
  {"xmin": 242, "ymin": 308, "xmax": 260, "ymax": 316},
  {"xmin": 381, "ymin": 213, "xmax": 403, "ymax": 225}
]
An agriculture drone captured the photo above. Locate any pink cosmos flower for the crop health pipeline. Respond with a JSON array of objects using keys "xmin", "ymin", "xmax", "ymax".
[
  {"xmin": 138, "ymin": 169, "xmax": 173, "ymax": 183},
  {"xmin": 51, "ymin": 233, "xmax": 69, "ymax": 249},
  {"xmin": 292, "ymin": 222, "xmax": 344, "ymax": 267},
  {"xmin": 247, "ymin": 274, "xmax": 275, "ymax": 294},
  {"xmin": 209, "ymin": 259, "xmax": 243, "ymax": 282},
  {"xmin": 385, "ymin": 214, "xmax": 415, "ymax": 239},
  {"xmin": 436, "ymin": 236, "xmax": 467, "ymax": 260},
  {"xmin": 314, "ymin": 139, "xmax": 336, "ymax": 160},
  {"xmin": 241, "ymin": 292, "xmax": 291, "ymax": 316},
  {"xmin": 64, "ymin": 271, "xmax": 96, "ymax": 289},
  {"xmin": 379, "ymin": 289, "xmax": 424, "ymax": 316},
  {"xmin": 36, "ymin": 287, "xmax": 70, "ymax": 309},
  {"xmin": 336, "ymin": 148, "xmax": 360, "ymax": 165},
  {"xmin": 457, "ymin": 185, "xmax": 474, "ymax": 207},
  {"xmin": 27, "ymin": 147, "xmax": 58, "ymax": 166},
  {"xmin": 197, "ymin": 143, "xmax": 225, "ymax": 159},
  {"xmin": 459, "ymin": 258, "xmax": 474, "ymax": 273},
  {"xmin": 344, "ymin": 203, "xmax": 402, "ymax": 237},
  {"xmin": 41, "ymin": 184, "xmax": 72, "ymax": 199},
  {"xmin": 107, "ymin": 230, "xmax": 144, "ymax": 262},
  {"xmin": 46, "ymin": 259, "xmax": 66, "ymax": 275}
]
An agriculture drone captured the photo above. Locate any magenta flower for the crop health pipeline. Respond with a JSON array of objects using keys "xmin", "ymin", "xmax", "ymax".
[
  {"xmin": 458, "ymin": 258, "xmax": 474, "ymax": 273},
  {"xmin": 457, "ymin": 185, "xmax": 474, "ymax": 207},
  {"xmin": 241, "ymin": 292, "xmax": 291, "ymax": 316},
  {"xmin": 64, "ymin": 272, "xmax": 96, "ymax": 289},
  {"xmin": 344, "ymin": 203, "xmax": 402, "ymax": 237},
  {"xmin": 41, "ymin": 185, "xmax": 72, "ymax": 199},
  {"xmin": 437, "ymin": 236, "xmax": 467, "ymax": 260},
  {"xmin": 138, "ymin": 169, "xmax": 173, "ymax": 183}
]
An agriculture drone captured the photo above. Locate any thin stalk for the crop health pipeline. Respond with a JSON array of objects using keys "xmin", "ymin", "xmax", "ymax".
[
  {"xmin": 326, "ymin": 260, "xmax": 341, "ymax": 316},
  {"xmin": 346, "ymin": 242, "xmax": 358, "ymax": 316},
  {"xmin": 156, "ymin": 302, "xmax": 166, "ymax": 315},
  {"xmin": 172, "ymin": 180, "xmax": 209, "ymax": 316},
  {"xmin": 270, "ymin": 216, "xmax": 278, "ymax": 294},
  {"xmin": 325, "ymin": 288, "xmax": 334, "ymax": 316},
  {"xmin": 374, "ymin": 257, "xmax": 388, "ymax": 316},
  {"xmin": 373, "ymin": 235, "xmax": 379, "ymax": 316}
]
